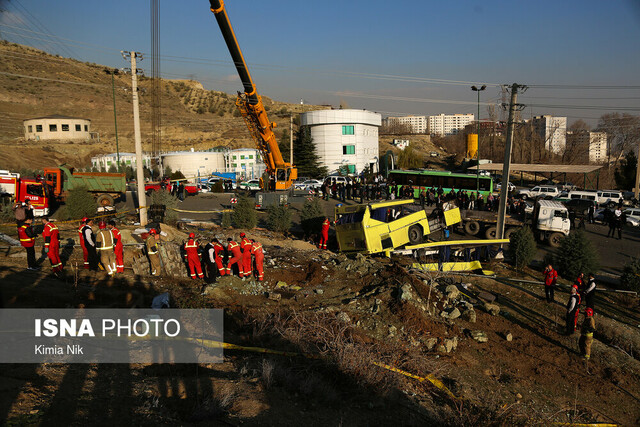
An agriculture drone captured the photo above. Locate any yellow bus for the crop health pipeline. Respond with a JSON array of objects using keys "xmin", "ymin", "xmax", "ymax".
[{"xmin": 334, "ymin": 199, "xmax": 460, "ymax": 254}]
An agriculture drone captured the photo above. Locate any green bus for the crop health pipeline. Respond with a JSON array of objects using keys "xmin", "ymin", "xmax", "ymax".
[{"xmin": 388, "ymin": 170, "xmax": 494, "ymax": 198}]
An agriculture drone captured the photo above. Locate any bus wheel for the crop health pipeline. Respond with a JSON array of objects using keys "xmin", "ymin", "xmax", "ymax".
[
  {"xmin": 464, "ymin": 220, "xmax": 480, "ymax": 236},
  {"xmin": 485, "ymin": 226, "xmax": 497, "ymax": 239},
  {"xmin": 549, "ymin": 232, "xmax": 565, "ymax": 248},
  {"xmin": 408, "ymin": 225, "xmax": 423, "ymax": 245}
]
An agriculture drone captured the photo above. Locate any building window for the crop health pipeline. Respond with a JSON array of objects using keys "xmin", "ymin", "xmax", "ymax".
[
  {"xmin": 107, "ymin": 161, "xmax": 112, "ymax": 166},
  {"xmin": 342, "ymin": 125, "xmax": 354, "ymax": 135},
  {"xmin": 28, "ymin": 125, "xmax": 32, "ymax": 132},
  {"xmin": 49, "ymin": 124, "xmax": 57, "ymax": 132},
  {"xmin": 61, "ymin": 124, "xmax": 69, "ymax": 131},
  {"xmin": 204, "ymin": 157, "xmax": 208, "ymax": 161},
  {"xmin": 343, "ymin": 145, "xmax": 355, "ymax": 155},
  {"xmin": 126, "ymin": 160, "xmax": 132, "ymax": 164},
  {"xmin": 233, "ymin": 156, "xmax": 237, "ymax": 160},
  {"xmin": 241, "ymin": 163, "xmax": 245, "ymax": 168},
  {"xmin": 240, "ymin": 155, "xmax": 245, "ymax": 160},
  {"xmin": 75, "ymin": 124, "xmax": 81, "ymax": 131},
  {"xmin": 232, "ymin": 163, "xmax": 237, "ymax": 168},
  {"xmin": 249, "ymin": 155, "xmax": 253, "ymax": 159},
  {"xmin": 36, "ymin": 125, "xmax": 42, "ymax": 132},
  {"xmin": 84, "ymin": 125, "xmax": 88, "ymax": 131},
  {"xmin": 347, "ymin": 164, "xmax": 356, "ymax": 173}
]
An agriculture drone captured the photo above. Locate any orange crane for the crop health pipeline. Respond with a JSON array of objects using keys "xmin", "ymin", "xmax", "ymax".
[{"xmin": 209, "ymin": 0, "xmax": 297, "ymax": 191}]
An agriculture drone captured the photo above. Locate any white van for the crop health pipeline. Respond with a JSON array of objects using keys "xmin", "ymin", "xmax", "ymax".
[
  {"xmin": 596, "ymin": 190, "xmax": 623, "ymax": 207},
  {"xmin": 566, "ymin": 190, "xmax": 597, "ymax": 202}
]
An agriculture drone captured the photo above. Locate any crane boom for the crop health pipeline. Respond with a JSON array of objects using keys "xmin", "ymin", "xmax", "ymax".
[{"xmin": 209, "ymin": 0, "xmax": 297, "ymax": 190}]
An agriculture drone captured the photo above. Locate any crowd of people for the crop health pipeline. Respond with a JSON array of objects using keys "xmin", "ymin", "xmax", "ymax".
[{"xmin": 544, "ymin": 264, "xmax": 597, "ymax": 363}]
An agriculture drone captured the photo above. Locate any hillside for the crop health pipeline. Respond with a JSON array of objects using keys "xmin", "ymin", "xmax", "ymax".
[{"xmin": 0, "ymin": 41, "xmax": 321, "ymax": 171}]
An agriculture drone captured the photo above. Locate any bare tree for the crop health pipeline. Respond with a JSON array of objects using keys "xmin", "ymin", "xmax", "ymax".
[
  {"xmin": 380, "ymin": 121, "xmax": 412, "ymax": 135},
  {"xmin": 595, "ymin": 113, "xmax": 640, "ymax": 167}
]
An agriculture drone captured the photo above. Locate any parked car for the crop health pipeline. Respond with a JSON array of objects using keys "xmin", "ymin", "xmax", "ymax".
[
  {"xmin": 294, "ymin": 179, "xmax": 323, "ymax": 191},
  {"xmin": 324, "ymin": 176, "xmax": 353, "ymax": 186},
  {"xmin": 623, "ymin": 208, "xmax": 640, "ymax": 226},
  {"xmin": 495, "ymin": 182, "xmax": 515, "ymax": 192},
  {"xmin": 238, "ymin": 179, "xmax": 261, "ymax": 191},
  {"xmin": 517, "ymin": 186, "xmax": 559, "ymax": 200}
]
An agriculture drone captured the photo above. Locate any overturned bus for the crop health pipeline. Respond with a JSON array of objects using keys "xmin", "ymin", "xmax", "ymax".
[{"xmin": 334, "ymin": 199, "xmax": 461, "ymax": 254}]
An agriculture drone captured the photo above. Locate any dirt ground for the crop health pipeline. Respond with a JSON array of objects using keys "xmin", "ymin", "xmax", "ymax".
[{"xmin": 1, "ymin": 215, "xmax": 639, "ymax": 426}]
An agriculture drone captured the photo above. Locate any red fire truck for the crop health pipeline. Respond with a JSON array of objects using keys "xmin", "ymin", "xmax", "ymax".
[{"xmin": 0, "ymin": 170, "xmax": 49, "ymax": 216}]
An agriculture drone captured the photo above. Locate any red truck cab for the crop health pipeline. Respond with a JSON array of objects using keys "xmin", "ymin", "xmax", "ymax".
[{"xmin": 0, "ymin": 171, "xmax": 49, "ymax": 216}]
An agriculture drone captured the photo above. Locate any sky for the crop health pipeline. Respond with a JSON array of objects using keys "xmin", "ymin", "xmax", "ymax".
[{"xmin": 1, "ymin": 0, "xmax": 639, "ymax": 126}]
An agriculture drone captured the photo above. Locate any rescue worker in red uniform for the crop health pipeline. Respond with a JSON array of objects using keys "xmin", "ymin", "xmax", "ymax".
[
  {"xmin": 543, "ymin": 264, "xmax": 558, "ymax": 303},
  {"xmin": 41, "ymin": 217, "xmax": 62, "ymax": 274},
  {"xmin": 183, "ymin": 232, "xmax": 204, "ymax": 280},
  {"xmin": 240, "ymin": 232, "xmax": 253, "ymax": 278},
  {"xmin": 251, "ymin": 239, "xmax": 264, "ymax": 281},
  {"xmin": 213, "ymin": 238, "xmax": 226, "ymax": 277},
  {"xmin": 108, "ymin": 220, "xmax": 124, "ymax": 273},
  {"xmin": 319, "ymin": 217, "xmax": 330, "ymax": 250},
  {"xmin": 226, "ymin": 237, "xmax": 242, "ymax": 276},
  {"xmin": 18, "ymin": 218, "xmax": 38, "ymax": 270}
]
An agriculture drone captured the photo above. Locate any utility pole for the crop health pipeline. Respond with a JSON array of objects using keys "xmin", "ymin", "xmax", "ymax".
[
  {"xmin": 104, "ymin": 68, "xmax": 121, "ymax": 171},
  {"xmin": 496, "ymin": 83, "xmax": 527, "ymax": 239},
  {"xmin": 290, "ymin": 115, "xmax": 294, "ymax": 165},
  {"xmin": 471, "ymin": 85, "xmax": 486, "ymax": 195},
  {"xmin": 634, "ymin": 134, "xmax": 640, "ymax": 200},
  {"xmin": 123, "ymin": 51, "xmax": 148, "ymax": 226}
]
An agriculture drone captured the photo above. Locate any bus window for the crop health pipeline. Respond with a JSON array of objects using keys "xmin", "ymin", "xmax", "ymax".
[
  {"xmin": 479, "ymin": 178, "xmax": 491, "ymax": 191},
  {"xmin": 370, "ymin": 207, "xmax": 387, "ymax": 222},
  {"xmin": 336, "ymin": 211, "xmax": 365, "ymax": 225}
]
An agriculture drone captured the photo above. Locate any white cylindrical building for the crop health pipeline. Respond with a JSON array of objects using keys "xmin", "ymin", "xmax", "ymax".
[{"xmin": 300, "ymin": 109, "xmax": 381, "ymax": 175}]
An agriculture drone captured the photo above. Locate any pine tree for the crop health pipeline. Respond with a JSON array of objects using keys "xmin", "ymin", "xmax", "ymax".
[
  {"xmin": 508, "ymin": 226, "xmax": 536, "ymax": 271},
  {"xmin": 554, "ymin": 229, "xmax": 599, "ymax": 280},
  {"xmin": 294, "ymin": 126, "xmax": 328, "ymax": 178}
]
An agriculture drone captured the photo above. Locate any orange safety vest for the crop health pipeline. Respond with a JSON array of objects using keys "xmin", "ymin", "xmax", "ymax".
[
  {"xmin": 241, "ymin": 237, "xmax": 252, "ymax": 252},
  {"xmin": 251, "ymin": 241, "xmax": 263, "ymax": 255}
]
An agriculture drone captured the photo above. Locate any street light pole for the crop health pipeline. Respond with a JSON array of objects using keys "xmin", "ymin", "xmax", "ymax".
[
  {"xmin": 471, "ymin": 85, "xmax": 486, "ymax": 194},
  {"xmin": 104, "ymin": 68, "xmax": 121, "ymax": 172}
]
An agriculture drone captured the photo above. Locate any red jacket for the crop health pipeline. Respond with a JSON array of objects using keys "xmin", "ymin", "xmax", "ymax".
[
  {"xmin": 321, "ymin": 218, "xmax": 331, "ymax": 232},
  {"xmin": 543, "ymin": 268, "xmax": 557, "ymax": 286},
  {"xmin": 111, "ymin": 226, "xmax": 123, "ymax": 250},
  {"xmin": 213, "ymin": 241, "xmax": 225, "ymax": 258},
  {"xmin": 18, "ymin": 223, "xmax": 35, "ymax": 248},
  {"xmin": 184, "ymin": 238, "xmax": 199, "ymax": 258},
  {"xmin": 42, "ymin": 222, "xmax": 59, "ymax": 249},
  {"xmin": 240, "ymin": 237, "xmax": 252, "ymax": 253},
  {"xmin": 228, "ymin": 240, "xmax": 242, "ymax": 257}
]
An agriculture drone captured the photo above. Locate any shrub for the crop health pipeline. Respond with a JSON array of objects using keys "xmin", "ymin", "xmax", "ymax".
[
  {"xmin": 149, "ymin": 189, "xmax": 178, "ymax": 225},
  {"xmin": 232, "ymin": 196, "xmax": 257, "ymax": 229},
  {"xmin": 621, "ymin": 258, "xmax": 640, "ymax": 292},
  {"xmin": 554, "ymin": 229, "xmax": 599, "ymax": 280},
  {"xmin": 299, "ymin": 198, "xmax": 325, "ymax": 237},
  {"xmin": 508, "ymin": 226, "xmax": 536, "ymax": 271},
  {"xmin": 266, "ymin": 204, "xmax": 292, "ymax": 233},
  {"xmin": 65, "ymin": 186, "xmax": 96, "ymax": 220}
]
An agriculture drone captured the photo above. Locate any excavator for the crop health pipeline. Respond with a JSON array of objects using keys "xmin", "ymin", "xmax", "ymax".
[{"xmin": 209, "ymin": 0, "xmax": 297, "ymax": 195}]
